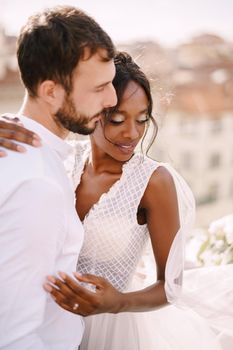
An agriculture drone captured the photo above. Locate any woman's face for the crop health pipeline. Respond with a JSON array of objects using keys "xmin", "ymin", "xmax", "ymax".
[{"xmin": 91, "ymin": 80, "xmax": 149, "ymax": 162}]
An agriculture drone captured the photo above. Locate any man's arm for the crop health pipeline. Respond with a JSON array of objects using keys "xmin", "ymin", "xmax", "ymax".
[{"xmin": 0, "ymin": 178, "xmax": 66, "ymax": 349}]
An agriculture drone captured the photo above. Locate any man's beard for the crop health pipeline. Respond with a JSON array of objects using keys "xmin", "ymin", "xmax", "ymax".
[{"xmin": 55, "ymin": 94, "xmax": 101, "ymax": 135}]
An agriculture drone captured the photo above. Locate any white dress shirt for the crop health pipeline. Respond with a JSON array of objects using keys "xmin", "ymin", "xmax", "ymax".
[{"xmin": 0, "ymin": 116, "xmax": 84, "ymax": 349}]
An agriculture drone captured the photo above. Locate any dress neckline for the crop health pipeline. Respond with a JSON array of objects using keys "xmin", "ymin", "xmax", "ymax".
[{"xmin": 78, "ymin": 145, "xmax": 144, "ymax": 224}]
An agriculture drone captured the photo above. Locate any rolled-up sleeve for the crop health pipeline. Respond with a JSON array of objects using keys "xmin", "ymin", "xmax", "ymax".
[{"xmin": 0, "ymin": 178, "xmax": 66, "ymax": 349}]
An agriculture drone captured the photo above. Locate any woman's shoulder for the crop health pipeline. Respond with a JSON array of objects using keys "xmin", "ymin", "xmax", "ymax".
[
  {"xmin": 143, "ymin": 159, "xmax": 195, "ymax": 220},
  {"xmin": 143, "ymin": 157, "xmax": 185, "ymax": 190},
  {"xmin": 145, "ymin": 163, "xmax": 177, "ymax": 204},
  {"xmin": 141, "ymin": 157, "xmax": 184, "ymax": 198},
  {"xmin": 139, "ymin": 155, "xmax": 175, "ymax": 185},
  {"xmin": 126, "ymin": 155, "xmax": 176, "ymax": 200}
]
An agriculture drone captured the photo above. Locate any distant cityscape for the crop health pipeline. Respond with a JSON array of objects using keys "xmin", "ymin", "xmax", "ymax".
[{"xmin": 0, "ymin": 27, "xmax": 232, "ymax": 229}]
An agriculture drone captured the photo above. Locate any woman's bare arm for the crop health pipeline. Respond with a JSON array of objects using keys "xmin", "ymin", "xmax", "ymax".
[{"xmin": 44, "ymin": 166, "xmax": 180, "ymax": 315}]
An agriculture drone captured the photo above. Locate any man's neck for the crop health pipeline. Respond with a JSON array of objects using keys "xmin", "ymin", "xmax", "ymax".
[{"xmin": 19, "ymin": 95, "xmax": 68, "ymax": 139}]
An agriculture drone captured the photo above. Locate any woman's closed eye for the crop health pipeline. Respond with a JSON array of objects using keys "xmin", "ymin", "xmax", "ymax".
[
  {"xmin": 109, "ymin": 113, "xmax": 125, "ymax": 124},
  {"xmin": 109, "ymin": 113, "xmax": 149, "ymax": 125},
  {"xmin": 137, "ymin": 115, "xmax": 149, "ymax": 124}
]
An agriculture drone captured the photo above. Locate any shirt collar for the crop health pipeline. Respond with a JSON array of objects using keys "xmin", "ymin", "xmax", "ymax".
[{"xmin": 19, "ymin": 115, "xmax": 73, "ymax": 161}]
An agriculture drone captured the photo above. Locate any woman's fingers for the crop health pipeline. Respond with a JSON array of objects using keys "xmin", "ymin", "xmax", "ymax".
[
  {"xmin": 45, "ymin": 275, "xmax": 77, "ymax": 298},
  {"xmin": 44, "ymin": 273, "xmax": 120, "ymax": 316},
  {"xmin": 45, "ymin": 274, "xmax": 95, "ymax": 299},
  {"xmin": 0, "ymin": 138, "xmax": 27, "ymax": 153},
  {"xmin": 43, "ymin": 280, "xmax": 92, "ymax": 316},
  {"xmin": 56, "ymin": 272, "xmax": 97, "ymax": 298},
  {"xmin": 44, "ymin": 282, "xmax": 81, "ymax": 313},
  {"xmin": 0, "ymin": 149, "xmax": 7, "ymax": 157},
  {"xmin": 74, "ymin": 272, "xmax": 106, "ymax": 289},
  {"xmin": 44, "ymin": 280, "xmax": 80, "ymax": 307},
  {"xmin": 1, "ymin": 115, "xmax": 22, "ymax": 124},
  {"xmin": 0, "ymin": 120, "xmax": 41, "ymax": 147},
  {"xmin": 56, "ymin": 300, "xmax": 79, "ymax": 314}
]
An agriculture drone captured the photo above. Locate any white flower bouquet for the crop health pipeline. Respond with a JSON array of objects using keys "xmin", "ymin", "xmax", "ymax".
[{"xmin": 197, "ymin": 215, "xmax": 233, "ymax": 266}]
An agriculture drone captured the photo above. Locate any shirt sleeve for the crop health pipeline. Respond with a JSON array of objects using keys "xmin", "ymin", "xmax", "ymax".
[{"xmin": 0, "ymin": 178, "xmax": 66, "ymax": 349}]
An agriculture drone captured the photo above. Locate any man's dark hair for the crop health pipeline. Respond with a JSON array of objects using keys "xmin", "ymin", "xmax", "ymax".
[{"xmin": 17, "ymin": 6, "xmax": 115, "ymax": 96}]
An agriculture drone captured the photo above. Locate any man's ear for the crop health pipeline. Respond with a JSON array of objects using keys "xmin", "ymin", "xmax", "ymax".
[{"xmin": 37, "ymin": 80, "xmax": 65, "ymax": 112}]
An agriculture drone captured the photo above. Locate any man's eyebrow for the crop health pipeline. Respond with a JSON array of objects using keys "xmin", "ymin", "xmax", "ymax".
[{"xmin": 95, "ymin": 80, "xmax": 112, "ymax": 89}]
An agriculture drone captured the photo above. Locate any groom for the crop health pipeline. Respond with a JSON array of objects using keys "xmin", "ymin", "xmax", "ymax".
[{"xmin": 0, "ymin": 6, "xmax": 116, "ymax": 349}]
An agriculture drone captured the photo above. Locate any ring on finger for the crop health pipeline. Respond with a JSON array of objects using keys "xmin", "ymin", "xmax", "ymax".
[{"xmin": 73, "ymin": 303, "xmax": 79, "ymax": 311}]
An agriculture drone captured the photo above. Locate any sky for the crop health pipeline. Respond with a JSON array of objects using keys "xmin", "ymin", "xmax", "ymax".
[{"xmin": 0, "ymin": 0, "xmax": 233, "ymax": 46}]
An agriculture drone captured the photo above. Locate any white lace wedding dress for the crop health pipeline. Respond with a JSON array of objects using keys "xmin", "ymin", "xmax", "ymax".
[{"xmin": 66, "ymin": 140, "xmax": 232, "ymax": 350}]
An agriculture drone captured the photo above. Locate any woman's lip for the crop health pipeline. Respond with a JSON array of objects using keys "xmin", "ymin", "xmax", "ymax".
[
  {"xmin": 114, "ymin": 142, "xmax": 137, "ymax": 154},
  {"xmin": 115, "ymin": 142, "xmax": 138, "ymax": 148}
]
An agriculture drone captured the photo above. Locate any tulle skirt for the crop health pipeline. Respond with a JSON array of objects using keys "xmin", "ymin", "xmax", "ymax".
[
  {"xmin": 80, "ymin": 306, "xmax": 221, "ymax": 350},
  {"xmin": 79, "ymin": 265, "xmax": 233, "ymax": 350}
]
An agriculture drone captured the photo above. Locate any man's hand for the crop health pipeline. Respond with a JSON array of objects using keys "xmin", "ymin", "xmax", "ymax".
[
  {"xmin": 0, "ymin": 116, "xmax": 41, "ymax": 157},
  {"xmin": 43, "ymin": 272, "xmax": 124, "ymax": 316}
]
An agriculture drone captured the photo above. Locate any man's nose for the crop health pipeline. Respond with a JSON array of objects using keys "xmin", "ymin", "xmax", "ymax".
[{"xmin": 103, "ymin": 84, "xmax": 117, "ymax": 109}]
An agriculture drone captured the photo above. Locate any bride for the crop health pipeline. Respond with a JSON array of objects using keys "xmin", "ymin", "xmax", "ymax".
[{"xmin": 1, "ymin": 52, "xmax": 232, "ymax": 349}]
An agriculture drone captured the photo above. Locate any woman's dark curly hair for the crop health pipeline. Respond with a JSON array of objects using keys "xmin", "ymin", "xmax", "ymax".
[{"xmin": 103, "ymin": 51, "xmax": 158, "ymax": 155}]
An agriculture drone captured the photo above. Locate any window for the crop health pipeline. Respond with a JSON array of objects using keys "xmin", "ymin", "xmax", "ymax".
[
  {"xmin": 210, "ymin": 118, "xmax": 222, "ymax": 134},
  {"xmin": 208, "ymin": 183, "xmax": 219, "ymax": 202}
]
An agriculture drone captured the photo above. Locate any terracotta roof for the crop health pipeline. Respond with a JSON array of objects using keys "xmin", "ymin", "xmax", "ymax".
[{"xmin": 171, "ymin": 82, "xmax": 233, "ymax": 113}]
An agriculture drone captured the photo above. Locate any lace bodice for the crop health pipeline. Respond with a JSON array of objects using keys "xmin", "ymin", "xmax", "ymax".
[{"xmin": 70, "ymin": 141, "xmax": 160, "ymax": 292}]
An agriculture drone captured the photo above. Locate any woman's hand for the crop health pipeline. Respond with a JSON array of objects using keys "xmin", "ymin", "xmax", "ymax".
[
  {"xmin": 0, "ymin": 116, "xmax": 41, "ymax": 156},
  {"xmin": 43, "ymin": 272, "xmax": 124, "ymax": 316}
]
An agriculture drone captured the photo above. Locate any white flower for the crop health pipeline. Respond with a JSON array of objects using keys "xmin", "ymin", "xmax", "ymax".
[
  {"xmin": 214, "ymin": 240, "xmax": 225, "ymax": 250},
  {"xmin": 195, "ymin": 214, "xmax": 233, "ymax": 267},
  {"xmin": 225, "ymin": 224, "xmax": 233, "ymax": 245},
  {"xmin": 209, "ymin": 215, "xmax": 233, "ymax": 236}
]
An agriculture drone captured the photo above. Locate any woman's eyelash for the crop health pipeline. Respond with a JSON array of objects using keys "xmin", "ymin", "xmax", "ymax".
[
  {"xmin": 109, "ymin": 118, "xmax": 149, "ymax": 125},
  {"xmin": 109, "ymin": 120, "xmax": 123, "ymax": 124},
  {"xmin": 138, "ymin": 118, "xmax": 149, "ymax": 123}
]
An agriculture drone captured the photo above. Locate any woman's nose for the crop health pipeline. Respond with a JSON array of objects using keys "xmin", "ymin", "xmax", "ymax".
[{"xmin": 122, "ymin": 122, "xmax": 139, "ymax": 140}]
